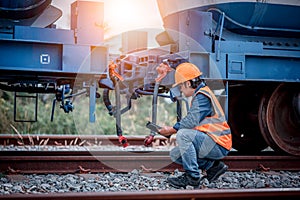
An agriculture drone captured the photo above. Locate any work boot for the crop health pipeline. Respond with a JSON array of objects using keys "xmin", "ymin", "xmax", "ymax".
[
  {"xmin": 206, "ymin": 161, "xmax": 228, "ymax": 182},
  {"xmin": 167, "ymin": 173, "xmax": 201, "ymax": 189}
]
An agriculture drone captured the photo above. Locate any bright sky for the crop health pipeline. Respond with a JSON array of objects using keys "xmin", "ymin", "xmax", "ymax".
[
  {"xmin": 52, "ymin": 0, "xmax": 163, "ymax": 39},
  {"xmin": 103, "ymin": 0, "xmax": 163, "ymax": 37}
]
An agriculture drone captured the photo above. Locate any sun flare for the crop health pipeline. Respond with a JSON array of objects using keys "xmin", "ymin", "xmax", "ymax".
[{"xmin": 104, "ymin": 0, "xmax": 157, "ymax": 36}]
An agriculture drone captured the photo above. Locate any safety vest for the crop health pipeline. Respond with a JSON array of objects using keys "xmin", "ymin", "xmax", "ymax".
[{"xmin": 193, "ymin": 86, "xmax": 232, "ymax": 150}]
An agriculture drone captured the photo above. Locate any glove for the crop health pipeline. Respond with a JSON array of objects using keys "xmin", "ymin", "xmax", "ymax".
[
  {"xmin": 144, "ymin": 135, "xmax": 154, "ymax": 146},
  {"xmin": 159, "ymin": 126, "xmax": 176, "ymax": 137}
]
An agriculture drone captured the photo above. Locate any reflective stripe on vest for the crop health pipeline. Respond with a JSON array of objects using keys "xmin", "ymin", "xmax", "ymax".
[{"xmin": 193, "ymin": 86, "xmax": 232, "ymax": 150}]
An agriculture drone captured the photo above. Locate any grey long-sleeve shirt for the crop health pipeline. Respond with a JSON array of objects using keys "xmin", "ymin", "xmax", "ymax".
[{"xmin": 173, "ymin": 85, "xmax": 213, "ymax": 131}]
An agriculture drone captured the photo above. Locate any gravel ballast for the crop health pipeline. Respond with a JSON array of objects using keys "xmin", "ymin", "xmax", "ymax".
[{"xmin": 1, "ymin": 169, "xmax": 300, "ymax": 195}]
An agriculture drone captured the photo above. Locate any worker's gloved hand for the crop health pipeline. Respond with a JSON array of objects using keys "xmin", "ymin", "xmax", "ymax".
[{"xmin": 158, "ymin": 126, "xmax": 176, "ymax": 137}]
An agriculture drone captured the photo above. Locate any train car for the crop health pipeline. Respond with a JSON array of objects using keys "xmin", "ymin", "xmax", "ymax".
[
  {"xmin": 0, "ymin": 0, "xmax": 108, "ymax": 123},
  {"xmin": 108, "ymin": 0, "xmax": 300, "ymax": 155},
  {"xmin": 154, "ymin": 0, "xmax": 300, "ymax": 155}
]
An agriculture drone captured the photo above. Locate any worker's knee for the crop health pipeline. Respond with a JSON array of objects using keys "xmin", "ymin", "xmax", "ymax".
[
  {"xmin": 176, "ymin": 129, "xmax": 188, "ymax": 140},
  {"xmin": 176, "ymin": 129, "xmax": 196, "ymax": 144},
  {"xmin": 170, "ymin": 147, "xmax": 181, "ymax": 164}
]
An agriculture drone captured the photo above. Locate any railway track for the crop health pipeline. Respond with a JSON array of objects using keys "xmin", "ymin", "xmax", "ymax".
[
  {"xmin": 1, "ymin": 150, "xmax": 300, "ymax": 174},
  {"xmin": 1, "ymin": 134, "xmax": 300, "ymax": 199},
  {"xmin": 1, "ymin": 134, "xmax": 300, "ymax": 173}
]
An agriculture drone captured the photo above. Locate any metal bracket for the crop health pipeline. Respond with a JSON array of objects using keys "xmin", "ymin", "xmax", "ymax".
[{"xmin": 216, "ymin": 12, "xmax": 225, "ymax": 61}]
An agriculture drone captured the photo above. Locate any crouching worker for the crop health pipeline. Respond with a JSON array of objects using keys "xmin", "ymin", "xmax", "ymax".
[{"xmin": 158, "ymin": 62, "xmax": 232, "ymax": 189}]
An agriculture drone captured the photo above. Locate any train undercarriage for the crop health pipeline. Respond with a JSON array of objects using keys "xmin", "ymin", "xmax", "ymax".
[{"xmin": 228, "ymin": 82, "xmax": 300, "ymax": 156}]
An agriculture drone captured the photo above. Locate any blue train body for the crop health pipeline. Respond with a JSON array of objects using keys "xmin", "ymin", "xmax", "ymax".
[
  {"xmin": 153, "ymin": 0, "xmax": 300, "ymax": 155},
  {"xmin": 0, "ymin": 0, "xmax": 107, "ymax": 122},
  {"xmin": 156, "ymin": 0, "xmax": 300, "ymax": 82}
]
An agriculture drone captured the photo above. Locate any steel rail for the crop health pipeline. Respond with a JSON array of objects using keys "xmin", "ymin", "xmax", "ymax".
[
  {"xmin": 0, "ymin": 134, "xmax": 173, "ymax": 146},
  {"xmin": 1, "ymin": 188, "xmax": 300, "ymax": 200},
  {"xmin": 1, "ymin": 151, "xmax": 300, "ymax": 174}
]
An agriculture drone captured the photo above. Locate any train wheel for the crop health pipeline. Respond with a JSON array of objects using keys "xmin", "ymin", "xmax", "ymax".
[
  {"xmin": 228, "ymin": 86, "xmax": 268, "ymax": 153},
  {"xmin": 265, "ymin": 83, "xmax": 300, "ymax": 156},
  {"xmin": 258, "ymin": 86, "xmax": 284, "ymax": 153}
]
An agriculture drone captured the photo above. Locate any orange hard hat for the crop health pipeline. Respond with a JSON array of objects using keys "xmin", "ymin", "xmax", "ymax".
[{"xmin": 173, "ymin": 63, "xmax": 202, "ymax": 87}]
